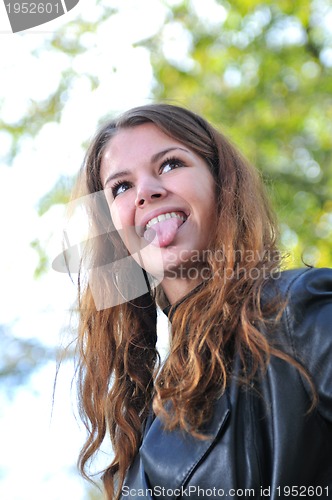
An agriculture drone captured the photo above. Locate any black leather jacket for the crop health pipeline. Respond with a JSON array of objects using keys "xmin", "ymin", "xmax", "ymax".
[{"xmin": 121, "ymin": 268, "xmax": 332, "ymax": 499}]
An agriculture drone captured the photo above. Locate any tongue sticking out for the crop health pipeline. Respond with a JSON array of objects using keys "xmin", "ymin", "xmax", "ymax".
[{"xmin": 143, "ymin": 217, "xmax": 184, "ymax": 247}]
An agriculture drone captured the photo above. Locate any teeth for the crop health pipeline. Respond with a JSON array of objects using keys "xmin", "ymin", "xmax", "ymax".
[{"xmin": 146, "ymin": 212, "xmax": 186, "ymax": 230}]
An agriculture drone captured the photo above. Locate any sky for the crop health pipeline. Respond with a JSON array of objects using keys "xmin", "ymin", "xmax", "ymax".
[
  {"xmin": 2, "ymin": 0, "xmax": 324, "ymax": 497},
  {"xmin": 0, "ymin": 0, "xmax": 175, "ymax": 498}
]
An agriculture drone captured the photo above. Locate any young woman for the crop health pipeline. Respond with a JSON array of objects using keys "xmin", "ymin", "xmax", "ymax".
[{"xmin": 74, "ymin": 104, "xmax": 332, "ymax": 499}]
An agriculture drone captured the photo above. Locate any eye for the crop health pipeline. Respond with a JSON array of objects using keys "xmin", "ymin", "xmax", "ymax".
[
  {"xmin": 160, "ymin": 157, "xmax": 185, "ymax": 174},
  {"xmin": 111, "ymin": 180, "xmax": 133, "ymax": 198}
]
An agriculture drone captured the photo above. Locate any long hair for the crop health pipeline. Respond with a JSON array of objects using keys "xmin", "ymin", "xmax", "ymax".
[{"xmin": 74, "ymin": 104, "xmax": 313, "ymax": 499}]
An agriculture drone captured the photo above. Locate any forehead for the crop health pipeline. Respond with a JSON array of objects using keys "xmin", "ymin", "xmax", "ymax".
[{"xmin": 101, "ymin": 123, "xmax": 184, "ymax": 171}]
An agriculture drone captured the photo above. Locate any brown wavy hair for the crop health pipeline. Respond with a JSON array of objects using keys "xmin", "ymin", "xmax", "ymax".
[{"xmin": 74, "ymin": 104, "xmax": 315, "ymax": 499}]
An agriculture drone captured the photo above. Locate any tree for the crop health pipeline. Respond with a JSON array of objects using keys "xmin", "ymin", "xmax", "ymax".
[
  {"xmin": 4, "ymin": 0, "xmax": 330, "ymax": 271},
  {"xmin": 142, "ymin": 0, "xmax": 332, "ymax": 266},
  {"xmin": 0, "ymin": 1, "xmax": 331, "ymax": 495}
]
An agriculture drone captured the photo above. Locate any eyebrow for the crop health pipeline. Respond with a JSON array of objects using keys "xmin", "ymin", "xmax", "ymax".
[{"xmin": 103, "ymin": 147, "xmax": 189, "ymax": 187}]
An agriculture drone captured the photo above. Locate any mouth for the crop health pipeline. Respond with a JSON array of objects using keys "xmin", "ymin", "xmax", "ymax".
[
  {"xmin": 141, "ymin": 210, "xmax": 188, "ymax": 247},
  {"xmin": 145, "ymin": 211, "xmax": 187, "ymax": 231}
]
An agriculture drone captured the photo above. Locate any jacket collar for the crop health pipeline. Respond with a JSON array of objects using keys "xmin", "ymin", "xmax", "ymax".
[
  {"xmin": 163, "ymin": 280, "xmax": 208, "ymax": 320},
  {"xmin": 139, "ymin": 390, "xmax": 231, "ymax": 495}
]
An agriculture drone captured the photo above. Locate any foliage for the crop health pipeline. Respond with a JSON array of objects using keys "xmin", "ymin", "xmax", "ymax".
[
  {"xmin": 143, "ymin": 0, "xmax": 332, "ymax": 266},
  {"xmin": 0, "ymin": 0, "xmax": 330, "ymax": 397},
  {"xmin": 1, "ymin": 0, "xmax": 330, "ymax": 496},
  {"xmin": 3, "ymin": 0, "xmax": 330, "ymax": 270},
  {"xmin": 1, "ymin": 0, "xmax": 330, "ymax": 387}
]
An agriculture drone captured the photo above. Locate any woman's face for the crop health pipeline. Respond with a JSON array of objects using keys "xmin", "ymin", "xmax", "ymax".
[{"xmin": 100, "ymin": 123, "xmax": 217, "ymax": 281}]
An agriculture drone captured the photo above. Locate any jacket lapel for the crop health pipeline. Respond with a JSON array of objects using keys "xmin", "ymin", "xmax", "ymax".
[
  {"xmin": 140, "ymin": 390, "xmax": 231, "ymax": 495},
  {"xmin": 121, "ymin": 450, "xmax": 154, "ymax": 499}
]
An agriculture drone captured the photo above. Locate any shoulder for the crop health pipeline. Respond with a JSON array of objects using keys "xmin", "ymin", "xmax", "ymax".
[
  {"xmin": 264, "ymin": 266, "xmax": 332, "ymax": 421},
  {"xmin": 262, "ymin": 266, "xmax": 332, "ymax": 317},
  {"xmin": 264, "ymin": 266, "xmax": 332, "ymax": 298},
  {"xmin": 267, "ymin": 267, "xmax": 332, "ymax": 341}
]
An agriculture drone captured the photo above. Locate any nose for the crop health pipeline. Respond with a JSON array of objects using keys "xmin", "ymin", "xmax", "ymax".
[{"xmin": 135, "ymin": 178, "xmax": 167, "ymax": 208}]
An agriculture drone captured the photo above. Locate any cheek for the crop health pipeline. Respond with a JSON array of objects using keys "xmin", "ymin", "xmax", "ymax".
[
  {"xmin": 193, "ymin": 178, "xmax": 217, "ymax": 211},
  {"xmin": 110, "ymin": 201, "xmax": 139, "ymax": 255},
  {"xmin": 110, "ymin": 206, "xmax": 122, "ymax": 232},
  {"xmin": 110, "ymin": 199, "xmax": 132, "ymax": 232}
]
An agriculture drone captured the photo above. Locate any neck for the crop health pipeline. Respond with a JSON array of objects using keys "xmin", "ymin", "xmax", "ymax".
[{"xmin": 161, "ymin": 275, "xmax": 204, "ymax": 305}]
